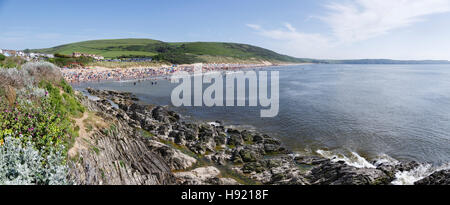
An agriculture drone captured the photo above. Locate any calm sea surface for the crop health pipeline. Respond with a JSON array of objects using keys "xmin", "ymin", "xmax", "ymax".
[{"xmin": 74, "ymin": 64, "xmax": 450, "ymax": 165}]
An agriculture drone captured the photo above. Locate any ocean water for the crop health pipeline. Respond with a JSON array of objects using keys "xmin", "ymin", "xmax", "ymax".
[{"xmin": 74, "ymin": 64, "xmax": 450, "ymax": 169}]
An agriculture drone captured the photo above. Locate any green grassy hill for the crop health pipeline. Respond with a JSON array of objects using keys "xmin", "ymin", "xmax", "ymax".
[
  {"xmin": 32, "ymin": 38, "xmax": 309, "ymax": 64},
  {"xmin": 33, "ymin": 39, "xmax": 161, "ymax": 59}
]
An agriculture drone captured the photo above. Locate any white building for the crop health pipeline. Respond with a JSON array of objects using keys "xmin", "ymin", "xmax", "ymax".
[{"xmin": 16, "ymin": 51, "xmax": 25, "ymax": 57}]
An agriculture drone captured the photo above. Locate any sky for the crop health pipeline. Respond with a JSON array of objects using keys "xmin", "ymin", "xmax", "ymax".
[{"xmin": 1, "ymin": 0, "xmax": 450, "ymax": 60}]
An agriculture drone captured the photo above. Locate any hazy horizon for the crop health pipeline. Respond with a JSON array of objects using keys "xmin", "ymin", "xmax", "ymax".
[{"xmin": 1, "ymin": 0, "xmax": 450, "ymax": 60}]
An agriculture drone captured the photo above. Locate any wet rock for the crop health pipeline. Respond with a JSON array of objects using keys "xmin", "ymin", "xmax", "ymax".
[
  {"xmin": 215, "ymin": 126, "xmax": 225, "ymax": 133},
  {"xmin": 168, "ymin": 110, "xmax": 180, "ymax": 121},
  {"xmin": 295, "ymin": 156, "xmax": 330, "ymax": 166},
  {"xmin": 228, "ymin": 134, "xmax": 244, "ymax": 146},
  {"xmin": 396, "ymin": 161, "xmax": 421, "ymax": 172},
  {"xmin": 243, "ymin": 162, "xmax": 266, "ymax": 174},
  {"xmin": 152, "ymin": 106, "xmax": 171, "ymax": 123},
  {"xmin": 191, "ymin": 143, "xmax": 208, "ymax": 155},
  {"xmin": 207, "ymin": 177, "xmax": 240, "ymax": 185},
  {"xmin": 184, "ymin": 124, "xmax": 199, "ymax": 141},
  {"xmin": 227, "ymin": 128, "xmax": 241, "ymax": 135},
  {"xmin": 214, "ymin": 132, "xmax": 227, "ymax": 145},
  {"xmin": 253, "ymin": 135, "xmax": 264, "ymax": 144},
  {"xmin": 266, "ymin": 159, "xmax": 282, "ymax": 168},
  {"xmin": 169, "ymin": 131, "xmax": 186, "ymax": 146},
  {"xmin": 198, "ymin": 124, "xmax": 215, "ymax": 142},
  {"xmin": 264, "ymin": 144, "xmax": 283, "ymax": 153},
  {"xmin": 205, "ymin": 151, "xmax": 231, "ymax": 166},
  {"xmin": 148, "ymin": 141, "xmax": 197, "ymax": 171},
  {"xmin": 307, "ymin": 161, "xmax": 391, "ymax": 185},
  {"xmin": 174, "ymin": 166, "xmax": 238, "ymax": 185},
  {"xmin": 241, "ymin": 130, "xmax": 255, "ymax": 142},
  {"xmin": 239, "ymin": 149, "xmax": 260, "ymax": 162},
  {"xmin": 415, "ymin": 170, "xmax": 450, "ymax": 185},
  {"xmin": 262, "ymin": 135, "xmax": 281, "ymax": 145},
  {"xmin": 375, "ymin": 160, "xmax": 421, "ymax": 181},
  {"xmin": 157, "ymin": 124, "xmax": 169, "ymax": 135}
]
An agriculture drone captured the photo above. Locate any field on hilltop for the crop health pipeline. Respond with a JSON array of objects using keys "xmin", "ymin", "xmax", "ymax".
[
  {"xmin": 32, "ymin": 38, "xmax": 310, "ymax": 64},
  {"xmin": 32, "ymin": 39, "xmax": 161, "ymax": 59}
]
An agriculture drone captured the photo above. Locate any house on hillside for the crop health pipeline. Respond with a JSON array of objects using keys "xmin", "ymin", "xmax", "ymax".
[
  {"xmin": 2, "ymin": 50, "xmax": 16, "ymax": 57},
  {"xmin": 72, "ymin": 52, "xmax": 82, "ymax": 58},
  {"xmin": 29, "ymin": 53, "xmax": 38, "ymax": 58},
  {"xmin": 16, "ymin": 51, "xmax": 25, "ymax": 57},
  {"xmin": 94, "ymin": 55, "xmax": 104, "ymax": 60},
  {"xmin": 72, "ymin": 52, "xmax": 104, "ymax": 60}
]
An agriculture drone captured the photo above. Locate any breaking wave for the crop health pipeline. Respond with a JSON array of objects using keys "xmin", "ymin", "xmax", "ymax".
[
  {"xmin": 316, "ymin": 149, "xmax": 376, "ymax": 169},
  {"xmin": 316, "ymin": 149, "xmax": 450, "ymax": 185},
  {"xmin": 391, "ymin": 163, "xmax": 450, "ymax": 185}
]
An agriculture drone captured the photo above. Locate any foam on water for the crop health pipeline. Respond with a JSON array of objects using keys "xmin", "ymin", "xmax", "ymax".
[
  {"xmin": 316, "ymin": 150, "xmax": 376, "ymax": 169},
  {"xmin": 208, "ymin": 122, "xmax": 221, "ymax": 127},
  {"xmin": 391, "ymin": 163, "xmax": 450, "ymax": 185},
  {"xmin": 316, "ymin": 149, "xmax": 450, "ymax": 185},
  {"xmin": 373, "ymin": 154, "xmax": 400, "ymax": 167}
]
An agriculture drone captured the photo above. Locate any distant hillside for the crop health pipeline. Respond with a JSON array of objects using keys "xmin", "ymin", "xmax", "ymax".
[
  {"xmin": 316, "ymin": 59, "xmax": 450, "ymax": 64},
  {"xmin": 32, "ymin": 38, "xmax": 309, "ymax": 64},
  {"xmin": 31, "ymin": 38, "xmax": 450, "ymax": 65},
  {"xmin": 32, "ymin": 39, "xmax": 162, "ymax": 59}
]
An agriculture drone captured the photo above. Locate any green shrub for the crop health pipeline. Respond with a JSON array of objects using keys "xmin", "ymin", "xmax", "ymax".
[
  {"xmin": 0, "ymin": 96, "xmax": 69, "ymax": 157},
  {"xmin": 153, "ymin": 51, "xmax": 197, "ymax": 64},
  {"xmin": 0, "ymin": 56, "xmax": 26, "ymax": 69},
  {"xmin": 0, "ymin": 62, "xmax": 79, "ymax": 185},
  {"xmin": 60, "ymin": 79, "xmax": 73, "ymax": 94},
  {"xmin": 48, "ymin": 54, "xmax": 94, "ymax": 67},
  {"xmin": 0, "ymin": 54, "xmax": 5, "ymax": 61},
  {"xmin": 1, "ymin": 79, "xmax": 83, "ymax": 158},
  {"xmin": 39, "ymin": 80, "xmax": 84, "ymax": 117}
]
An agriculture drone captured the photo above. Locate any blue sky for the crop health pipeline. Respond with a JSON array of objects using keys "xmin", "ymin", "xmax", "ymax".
[{"xmin": 1, "ymin": 0, "xmax": 450, "ymax": 60}]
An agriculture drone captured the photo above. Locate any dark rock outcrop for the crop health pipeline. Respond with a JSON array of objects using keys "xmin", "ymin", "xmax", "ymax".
[
  {"xmin": 69, "ymin": 98, "xmax": 176, "ymax": 185},
  {"xmin": 415, "ymin": 170, "xmax": 450, "ymax": 185},
  {"xmin": 307, "ymin": 161, "xmax": 391, "ymax": 185}
]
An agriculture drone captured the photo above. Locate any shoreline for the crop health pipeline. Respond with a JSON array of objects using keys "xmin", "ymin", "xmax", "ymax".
[
  {"xmin": 75, "ymin": 88, "xmax": 449, "ymax": 185},
  {"xmin": 62, "ymin": 62, "xmax": 310, "ymax": 84}
]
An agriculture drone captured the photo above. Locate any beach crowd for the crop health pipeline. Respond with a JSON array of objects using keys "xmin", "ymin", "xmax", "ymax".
[{"xmin": 62, "ymin": 63, "xmax": 269, "ymax": 83}]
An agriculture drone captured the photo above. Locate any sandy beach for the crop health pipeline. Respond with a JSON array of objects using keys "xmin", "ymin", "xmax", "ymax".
[{"xmin": 62, "ymin": 62, "xmax": 298, "ymax": 83}]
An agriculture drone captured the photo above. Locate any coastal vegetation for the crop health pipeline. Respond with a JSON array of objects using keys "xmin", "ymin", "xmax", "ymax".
[
  {"xmin": 47, "ymin": 54, "xmax": 94, "ymax": 68},
  {"xmin": 0, "ymin": 62, "xmax": 84, "ymax": 184},
  {"xmin": 0, "ymin": 54, "xmax": 26, "ymax": 69}
]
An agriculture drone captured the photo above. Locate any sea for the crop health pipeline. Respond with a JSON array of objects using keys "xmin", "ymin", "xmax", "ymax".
[{"xmin": 73, "ymin": 64, "xmax": 450, "ymax": 185}]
